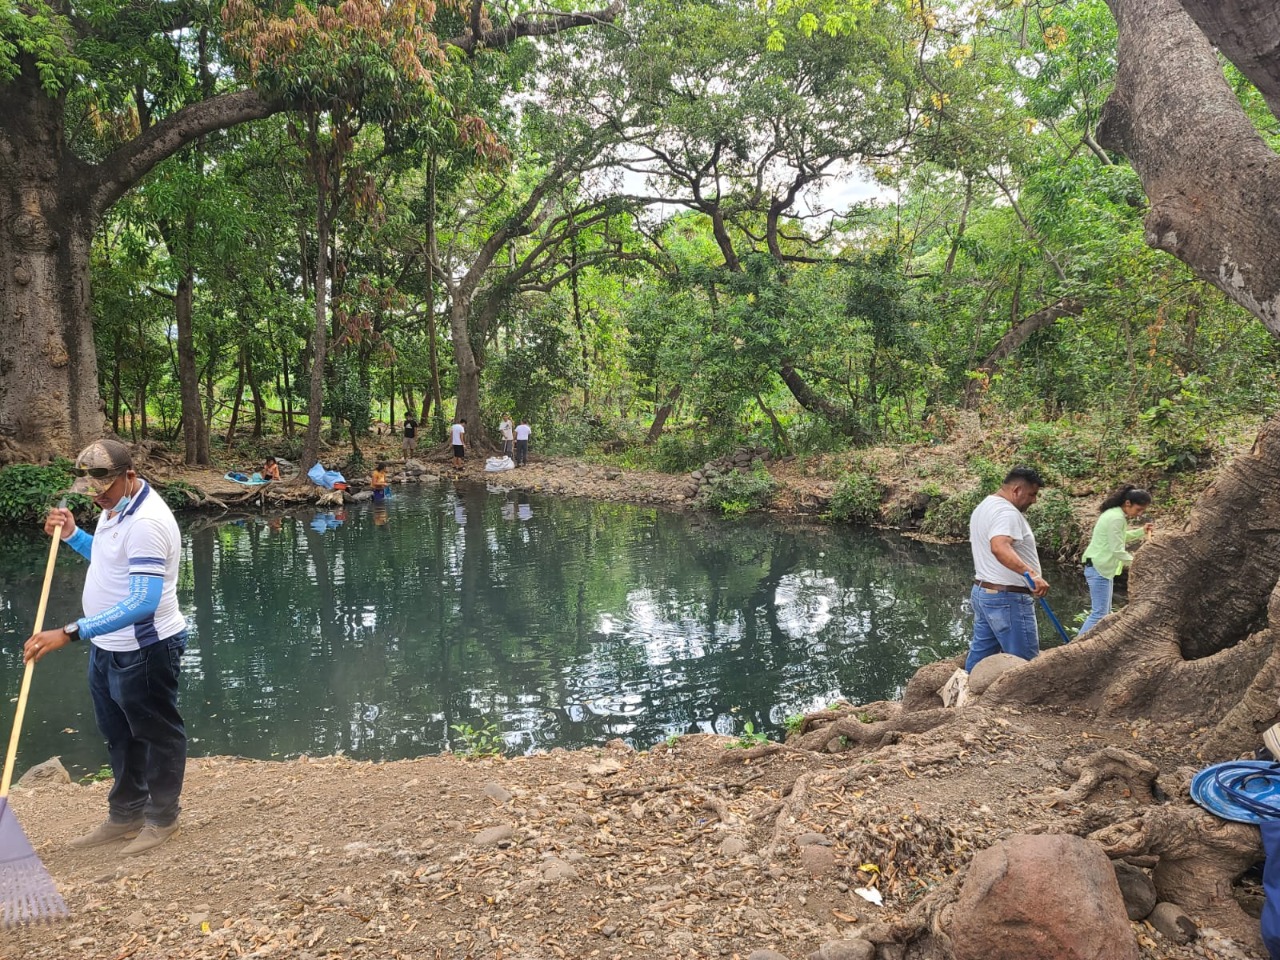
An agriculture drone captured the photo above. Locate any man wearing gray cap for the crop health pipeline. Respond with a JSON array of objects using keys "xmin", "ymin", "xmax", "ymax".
[{"xmin": 23, "ymin": 438, "xmax": 188, "ymax": 856}]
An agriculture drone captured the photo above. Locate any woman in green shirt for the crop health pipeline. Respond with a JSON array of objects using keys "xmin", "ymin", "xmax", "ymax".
[{"xmin": 1079, "ymin": 485, "xmax": 1153, "ymax": 636}]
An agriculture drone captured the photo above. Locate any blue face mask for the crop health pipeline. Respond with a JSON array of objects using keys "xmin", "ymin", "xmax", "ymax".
[{"xmin": 107, "ymin": 479, "xmax": 137, "ymax": 516}]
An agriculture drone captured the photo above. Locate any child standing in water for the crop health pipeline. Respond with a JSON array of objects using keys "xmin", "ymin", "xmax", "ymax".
[{"xmin": 371, "ymin": 462, "xmax": 389, "ymax": 503}]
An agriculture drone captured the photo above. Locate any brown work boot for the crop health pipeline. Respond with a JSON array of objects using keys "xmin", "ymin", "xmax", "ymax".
[
  {"xmin": 69, "ymin": 818, "xmax": 144, "ymax": 849},
  {"xmin": 121, "ymin": 821, "xmax": 180, "ymax": 856}
]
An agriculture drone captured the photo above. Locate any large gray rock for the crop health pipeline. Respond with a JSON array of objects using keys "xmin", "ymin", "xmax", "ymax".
[
  {"xmin": 1112, "ymin": 860, "xmax": 1157, "ymax": 920},
  {"xmin": 1147, "ymin": 902, "xmax": 1197, "ymax": 945},
  {"xmin": 967, "ymin": 652, "xmax": 1028, "ymax": 695},
  {"xmin": 943, "ymin": 834, "xmax": 1138, "ymax": 960}
]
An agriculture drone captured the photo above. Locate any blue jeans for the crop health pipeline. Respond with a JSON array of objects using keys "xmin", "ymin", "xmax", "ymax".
[
  {"xmin": 1077, "ymin": 564, "xmax": 1114, "ymax": 637},
  {"xmin": 965, "ymin": 585, "xmax": 1040, "ymax": 671},
  {"xmin": 515, "ymin": 439, "xmax": 528, "ymax": 465},
  {"xmin": 88, "ymin": 633, "xmax": 187, "ymax": 826}
]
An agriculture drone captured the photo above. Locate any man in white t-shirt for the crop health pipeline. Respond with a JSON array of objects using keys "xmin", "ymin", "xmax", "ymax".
[
  {"xmin": 24, "ymin": 439, "xmax": 189, "ymax": 856},
  {"xmin": 450, "ymin": 418, "xmax": 466, "ymax": 468},
  {"xmin": 965, "ymin": 466, "xmax": 1050, "ymax": 672},
  {"xmin": 514, "ymin": 418, "xmax": 531, "ymax": 467}
]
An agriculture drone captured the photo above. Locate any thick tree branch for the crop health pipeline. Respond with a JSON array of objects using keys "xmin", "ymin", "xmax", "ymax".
[
  {"xmin": 444, "ymin": 0, "xmax": 625, "ymax": 55},
  {"xmin": 963, "ymin": 299, "xmax": 1084, "ymax": 407},
  {"xmin": 89, "ymin": 89, "xmax": 282, "ymax": 221},
  {"xmin": 1101, "ymin": 0, "xmax": 1280, "ymax": 335},
  {"xmin": 1175, "ymin": 0, "xmax": 1280, "ymax": 121}
]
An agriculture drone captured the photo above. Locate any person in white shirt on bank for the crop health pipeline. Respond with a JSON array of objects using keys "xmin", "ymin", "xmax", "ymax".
[
  {"xmin": 965, "ymin": 466, "xmax": 1050, "ymax": 672},
  {"xmin": 514, "ymin": 418, "xmax": 531, "ymax": 466},
  {"xmin": 499, "ymin": 415, "xmax": 514, "ymax": 459},
  {"xmin": 24, "ymin": 438, "xmax": 189, "ymax": 856},
  {"xmin": 450, "ymin": 418, "xmax": 466, "ymax": 468}
]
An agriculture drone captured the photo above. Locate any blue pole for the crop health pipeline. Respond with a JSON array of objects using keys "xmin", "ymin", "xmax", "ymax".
[{"xmin": 1023, "ymin": 572, "xmax": 1072, "ymax": 644}]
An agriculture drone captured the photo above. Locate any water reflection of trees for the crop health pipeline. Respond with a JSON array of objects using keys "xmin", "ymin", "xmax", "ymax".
[{"xmin": 180, "ymin": 486, "xmax": 1000, "ymax": 760}]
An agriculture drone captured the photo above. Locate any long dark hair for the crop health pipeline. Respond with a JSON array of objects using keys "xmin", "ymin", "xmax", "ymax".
[{"xmin": 1099, "ymin": 485, "xmax": 1152, "ymax": 513}]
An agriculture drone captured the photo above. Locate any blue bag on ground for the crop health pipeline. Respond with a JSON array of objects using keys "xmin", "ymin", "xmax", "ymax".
[{"xmin": 1265, "ymin": 821, "xmax": 1280, "ymax": 960}]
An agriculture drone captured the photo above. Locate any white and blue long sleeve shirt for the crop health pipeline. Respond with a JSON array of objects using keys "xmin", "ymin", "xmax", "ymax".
[{"xmin": 66, "ymin": 480, "xmax": 188, "ymax": 651}]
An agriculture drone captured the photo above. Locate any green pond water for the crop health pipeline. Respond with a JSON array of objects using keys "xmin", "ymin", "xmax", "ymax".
[{"xmin": 0, "ymin": 483, "xmax": 1091, "ymax": 777}]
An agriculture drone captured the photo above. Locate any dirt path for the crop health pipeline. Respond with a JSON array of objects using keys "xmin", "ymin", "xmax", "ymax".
[{"xmin": 1, "ymin": 707, "xmax": 1260, "ymax": 960}]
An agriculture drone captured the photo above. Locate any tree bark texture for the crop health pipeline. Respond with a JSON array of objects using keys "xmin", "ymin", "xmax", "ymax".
[
  {"xmin": 450, "ymin": 295, "xmax": 486, "ymax": 448},
  {"xmin": 1175, "ymin": 0, "xmax": 1280, "ymax": 120},
  {"xmin": 1100, "ymin": 0, "xmax": 1280, "ymax": 335},
  {"xmin": 0, "ymin": 65, "xmax": 103, "ymax": 461},
  {"xmin": 175, "ymin": 270, "xmax": 210, "ymax": 463},
  {"xmin": 988, "ymin": 0, "xmax": 1280, "ymax": 747}
]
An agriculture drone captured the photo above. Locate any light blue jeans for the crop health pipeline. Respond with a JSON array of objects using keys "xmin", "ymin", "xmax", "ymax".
[
  {"xmin": 1077, "ymin": 564, "xmax": 1114, "ymax": 637},
  {"xmin": 965, "ymin": 585, "xmax": 1040, "ymax": 672}
]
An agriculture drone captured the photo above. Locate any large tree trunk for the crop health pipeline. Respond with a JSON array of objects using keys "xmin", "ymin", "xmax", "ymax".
[
  {"xmin": 1175, "ymin": 0, "xmax": 1280, "ymax": 119},
  {"xmin": 0, "ymin": 58, "xmax": 280, "ymax": 462},
  {"xmin": 987, "ymin": 410, "xmax": 1280, "ymax": 736},
  {"xmin": 175, "ymin": 268, "xmax": 211, "ymax": 463},
  {"xmin": 450, "ymin": 295, "xmax": 488, "ymax": 448},
  {"xmin": 0, "ymin": 68, "xmax": 103, "ymax": 461}
]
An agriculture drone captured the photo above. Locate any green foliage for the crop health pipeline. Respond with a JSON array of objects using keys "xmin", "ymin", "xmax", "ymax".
[
  {"xmin": 971, "ymin": 459, "xmax": 1006, "ymax": 496},
  {"xmin": 80, "ymin": 764, "xmax": 114, "ymax": 784},
  {"xmin": 160, "ymin": 481, "xmax": 199, "ymax": 511},
  {"xmin": 919, "ymin": 488, "xmax": 984, "ymax": 540},
  {"xmin": 652, "ymin": 434, "xmax": 719, "ymax": 474},
  {"xmin": 1137, "ymin": 381, "xmax": 1214, "ymax": 472},
  {"xmin": 448, "ymin": 720, "xmax": 506, "ymax": 759},
  {"xmin": 0, "ymin": 464, "xmax": 75, "ymax": 525},
  {"xmin": 783, "ymin": 714, "xmax": 805, "ymax": 736},
  {"xmin": 698, "ymin": 467, "xmax": 777, "ymax": 515},
  {"xmin": 1028, "ymin": 488, "xmax": 1084, "ymax": 562},
  {"xmin": 826, "ymin": 471, "xmax": 886, "ymax": 523},
  {"xmin": 0, "ymin": 2, "xmax": 86, "ymax": 94},
  {"xmin": 1019, "ymin": 423, "xmax": 1092, "ymax": 481},
  {"xmin": 725, "ymin": 721, "xmax": 770, "ymax": 749}
]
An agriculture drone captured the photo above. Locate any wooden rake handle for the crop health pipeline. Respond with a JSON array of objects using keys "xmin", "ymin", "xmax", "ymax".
[{"xmin": 0, "ymin": 512, "xmax": 65, "ymax": 798}]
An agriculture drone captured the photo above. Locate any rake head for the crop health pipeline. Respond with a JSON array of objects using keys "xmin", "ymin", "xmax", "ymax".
[{"xmin": 0, "ymin": 798, "xmax": 68, "ymax": 926}]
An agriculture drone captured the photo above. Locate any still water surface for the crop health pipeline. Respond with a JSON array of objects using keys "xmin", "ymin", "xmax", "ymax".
[{"xmin": 0, "ymin": 483, "xmax": 1090, "ymax": 776}]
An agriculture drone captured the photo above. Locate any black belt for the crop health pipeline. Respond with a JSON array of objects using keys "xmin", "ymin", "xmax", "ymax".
[{"xmin": 974, "ymin": 580, "xmax": 1032, "ymax": 594}]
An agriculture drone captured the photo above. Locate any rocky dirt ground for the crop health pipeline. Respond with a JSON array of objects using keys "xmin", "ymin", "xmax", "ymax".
[{"xmin": 1, "ymin": 702, "xmax": 1266, "ymax": 960}]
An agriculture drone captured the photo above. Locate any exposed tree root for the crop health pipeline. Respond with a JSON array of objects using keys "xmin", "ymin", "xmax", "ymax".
[
  {"xmin": 761, "ymin": 772, "xmax": 814, "ymax": 862},
  {"xmin": 984, "ymin": 412, "xmax": 1280, "ymax": 735},
  {"xmin": 1091, "ymin": 805, "xmax": 1262, "ymax": 950},
  {"xmin": 1050, "ymin": 747, "xmax": 1161, "ymax": 806},
  {"xmin": 792, "ymin": 705, "xmax": 953, "ymax": 754}
]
